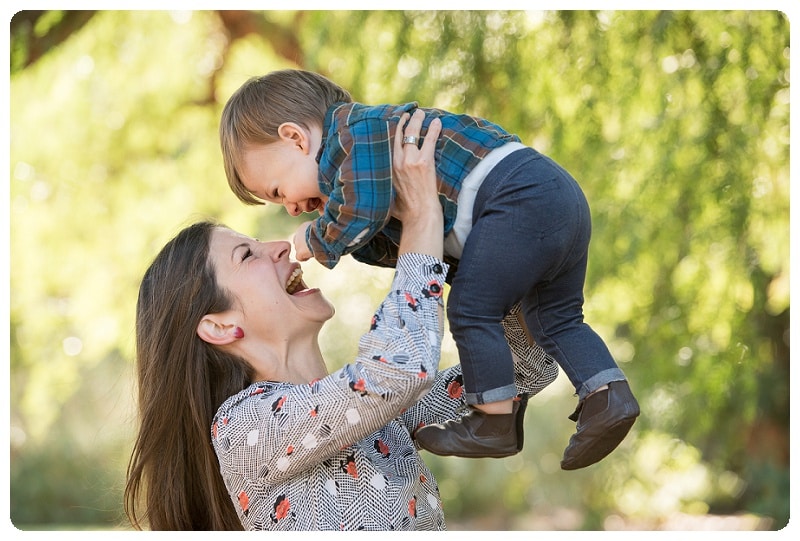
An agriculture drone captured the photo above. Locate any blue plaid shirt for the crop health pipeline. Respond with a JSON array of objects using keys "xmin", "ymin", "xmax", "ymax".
[{"xmin": 309, "ymin": 102, "xmax": 520, "ymax": 269}]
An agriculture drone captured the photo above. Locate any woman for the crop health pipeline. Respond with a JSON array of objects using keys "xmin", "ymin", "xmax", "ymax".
[{"xmin": 124, "ymin": 111, "xmax": 556, "ymax": 530}]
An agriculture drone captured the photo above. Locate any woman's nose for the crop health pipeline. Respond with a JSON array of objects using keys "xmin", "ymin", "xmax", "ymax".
[{"xmin": 270, "ymin": 240, "xmax": 292, "ymax": 260}]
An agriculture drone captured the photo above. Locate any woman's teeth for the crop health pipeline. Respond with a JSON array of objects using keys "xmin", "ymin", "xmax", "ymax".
[{"xmin": 286, "ymin": 268, "xmax": 303, "ymax": 294}]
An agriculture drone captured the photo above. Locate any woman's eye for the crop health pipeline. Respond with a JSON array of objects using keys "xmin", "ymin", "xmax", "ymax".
[{"xmin": 242, "ymin": 248, "xmax": 253, "ymax": 260}]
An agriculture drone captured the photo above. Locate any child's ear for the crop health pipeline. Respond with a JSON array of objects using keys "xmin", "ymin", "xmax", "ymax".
[{"xmin": 277, "ymin": 122, "xmax": 309, "ymax": 151}]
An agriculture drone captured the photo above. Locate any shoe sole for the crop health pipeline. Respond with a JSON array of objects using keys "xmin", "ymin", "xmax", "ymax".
[
  {"xmin": 560, "ymin": 415, "xmax": 637, "ymax": 470},
  {"xmin": 421, "ymin": 447, "xmax": 520, "ymax": 459},
  {"xmin": 515, "ymin": 394, "xmax": 529, "ymax": 452}
]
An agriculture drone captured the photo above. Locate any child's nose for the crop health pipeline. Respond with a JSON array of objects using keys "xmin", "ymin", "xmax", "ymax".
[{"xmin": 285, "ymin": 203, "xmax": 301, "ymax": 217}]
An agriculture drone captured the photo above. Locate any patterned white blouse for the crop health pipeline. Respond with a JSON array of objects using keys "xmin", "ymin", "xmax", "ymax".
[{"xmin": 211, "ymin": 253, "xmax": 557, "ymax": 531}]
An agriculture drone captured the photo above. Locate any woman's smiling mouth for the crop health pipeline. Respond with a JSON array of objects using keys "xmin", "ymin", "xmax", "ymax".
[{"xmin": 286, "ymin": 267, "xmax": 304, "ymax": 294}]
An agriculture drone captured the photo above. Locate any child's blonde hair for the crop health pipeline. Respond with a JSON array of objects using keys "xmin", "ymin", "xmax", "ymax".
[{"xmin": 219, "ymin": 69, "xmax": 352, "ymax": 205}]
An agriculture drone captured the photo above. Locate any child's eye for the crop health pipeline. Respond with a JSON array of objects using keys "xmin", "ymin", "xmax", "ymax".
[{"xmin": 242, "ymin": 248, "xmax": 253, "ymax": 261}]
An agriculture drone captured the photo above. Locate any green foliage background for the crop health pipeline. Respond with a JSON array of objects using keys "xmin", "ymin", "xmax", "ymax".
[{"xmin": 8, "ymin": 10, "xmax": 790, "ymax": 530}]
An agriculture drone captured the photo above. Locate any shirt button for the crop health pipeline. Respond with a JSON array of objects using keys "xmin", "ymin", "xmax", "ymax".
[
  {"xmin": 429, "ymin": 283, "xmax": 441, "ymax": 294},
  {"xmin": 432, "ymin": 263, "xmax": 443, "ymax": 274}
]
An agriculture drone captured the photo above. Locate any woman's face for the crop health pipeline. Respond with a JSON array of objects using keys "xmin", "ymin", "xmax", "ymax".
[{"xmin": 208, "ymin": 227, "xmax": 335, "ymax": 334}]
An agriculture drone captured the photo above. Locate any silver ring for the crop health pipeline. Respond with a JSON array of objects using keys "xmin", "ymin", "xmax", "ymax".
[{"xmin": 402, "ymin": 135, "xmax": 418, "ymax": 145}]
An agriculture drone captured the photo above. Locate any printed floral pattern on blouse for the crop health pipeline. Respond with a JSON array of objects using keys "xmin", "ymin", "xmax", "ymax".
[
  {"xmin": 211, "ymin": 254, "xmax": 558, "ymax": 531},
  {"xmin": 402, "ymin": 303, "xmax": 558, "ymax": 433},
  {"xmin": 212, "ymin": 253, "xmax": 447, "ymax": 530}
]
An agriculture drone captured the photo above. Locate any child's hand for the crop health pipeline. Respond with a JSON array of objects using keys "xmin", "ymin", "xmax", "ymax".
[{"xmin": 293, "ymin": 221, "xmax": 313, "ymax": 261}]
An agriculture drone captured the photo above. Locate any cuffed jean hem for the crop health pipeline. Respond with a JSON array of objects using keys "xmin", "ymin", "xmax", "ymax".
[
  {"xmin": 576, "ymin": 368, "xmax": 627, "ymax": 400},
  {"xmin": 464, "ymin": 383, "xmax": 519, "ymax": 405}
]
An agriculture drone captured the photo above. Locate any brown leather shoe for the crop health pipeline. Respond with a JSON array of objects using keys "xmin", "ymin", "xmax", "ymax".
[
  {"xmin": 560, "ymin": 380, "xmax": 640, "ymax": 470},
  {"xmin": 414, "ymin": 397, "xmax": 527, "ymax": 458}
]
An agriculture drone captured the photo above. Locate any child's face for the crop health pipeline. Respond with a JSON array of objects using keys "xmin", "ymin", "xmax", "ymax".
[{"xmin": 239, "ymin": 131, "xmax": 326, "ymax": 217}]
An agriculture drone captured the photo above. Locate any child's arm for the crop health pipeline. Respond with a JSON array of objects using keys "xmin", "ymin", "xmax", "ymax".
[
  {"xmin": 306, "ymin": 107, "xmax": 415, "ymax": 269},
  {"xmin": 350, "ymin": 221, "xmax": 403, "ymax": 269}
]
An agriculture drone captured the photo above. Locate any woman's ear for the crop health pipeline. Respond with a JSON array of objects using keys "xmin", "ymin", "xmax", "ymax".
[
  {"xmin": 197, "ymin": 314, "xmax": 240, "ymax": 346},
  {"xmin": 277, "ymin": 122, "xmax": 309, "ymax": 152}
]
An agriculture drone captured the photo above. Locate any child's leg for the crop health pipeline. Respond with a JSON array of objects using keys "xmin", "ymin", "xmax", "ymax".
[
  {"xmin": 416, "ymin": 147, "xmax": 638, "ymax": 465},
  {"xmin": 415, "ymin": 149, "xmax": 566, "ymax": 458},
  {"xmin": 518, "ymin": 250, "xmax": 624, "ymax": 399},
  {"xmin": 519, "ymin": 253, "xmax": 639, "ymax": 470},
  {"xmin": 446, "ymin": 149, "xmax": 588, "ymax": 408},
  {"xmin": 512, "ymin": 154, "xmax": 638, "ymax": 470},
  {"xmin": 412, "ymin": 222, "xmax": 527, "ymax": 458}
]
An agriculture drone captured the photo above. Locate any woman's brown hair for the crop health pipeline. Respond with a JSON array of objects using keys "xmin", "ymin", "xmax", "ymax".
[
  {"xmin": 124, "ymin": 221, "xmax": 253, "ymax": 530},
  {"xmin": 219, "ymin": 69, "xmax": 352, "ymax": 205}
]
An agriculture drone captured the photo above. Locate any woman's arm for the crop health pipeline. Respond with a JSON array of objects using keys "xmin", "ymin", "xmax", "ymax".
[
  {"xmin": 391, "ymin": 109, "xmax": 443, "ymax": 259},
  {"xmin": 212, "ymin": 110, "xmax": 448, "ymax": 485},
  {"xmin": 213, "ymin": 255, "xmax": 448, "ymax": 485},
  {"xmin": 504, "ymin": 304, "xmax": 559, "ymax": 396}
]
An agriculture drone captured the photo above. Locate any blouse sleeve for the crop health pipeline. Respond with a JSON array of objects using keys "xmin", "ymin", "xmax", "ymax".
[
  {"xmin": 212, "ymin": 253, "xmax": 448, "ymax": 485},
  {"xmin": 398, "ymin": 304, "xmax": 559, "ymax": 434},
  {"xmin": 503, "ymin": 304, "xmax": 559, "ymax": 396}
]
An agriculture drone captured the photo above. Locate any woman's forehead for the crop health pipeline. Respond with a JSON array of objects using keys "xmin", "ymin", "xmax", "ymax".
[
  {"xmin": 212, "ymin": 226, "xmax": 248, "ymax": 243},
  {"xmin": 209, "ymin": 227, "xmax": 247, "ymax": 260}
]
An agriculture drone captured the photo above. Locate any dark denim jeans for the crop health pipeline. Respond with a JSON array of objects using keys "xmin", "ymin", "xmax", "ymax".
[{"xmin": 448, "ymin": 147, "xmax": 625, "ymax": 405}]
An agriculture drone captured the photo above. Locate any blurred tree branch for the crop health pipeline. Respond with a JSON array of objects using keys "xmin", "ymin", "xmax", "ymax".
[
  {"xmin": 216, "ymin": 10, "xmax": 305, "ymax": 65},
  {"xmin": 11, "ymin": 10, "xmax": 308, "ymax": 98},
  {"xmin": 10, "ymin": 10, "xmax": 96, "ymax": 73}
]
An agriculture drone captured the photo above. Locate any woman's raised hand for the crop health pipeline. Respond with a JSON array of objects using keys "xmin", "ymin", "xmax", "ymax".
[
  {"xmin": 392, "ymin": 109, "xmax": 443, "ymax": 258},
  {"xmin": 392, "ymin": 109, "xmax": 442, "ymax": 222}
]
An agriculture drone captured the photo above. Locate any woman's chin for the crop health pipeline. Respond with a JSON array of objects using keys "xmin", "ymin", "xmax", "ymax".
[{"xmin": 295, "ymin": 291, "xmax": 335, "ymax": 322}]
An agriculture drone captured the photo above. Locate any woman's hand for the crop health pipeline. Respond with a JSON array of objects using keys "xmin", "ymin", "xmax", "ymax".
[
  {"xmin": 391, "ymin": 110, "xmax": 441, "ymax": 222},
  {"xmin": 393, "ymin": 109, "xmax": 444, "ymax": 259}
]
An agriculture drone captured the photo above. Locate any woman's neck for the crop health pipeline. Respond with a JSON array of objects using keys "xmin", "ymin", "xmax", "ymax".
[{"xmin": 245, "ymin": 332, "xmax": 328, "ymax": 385}]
